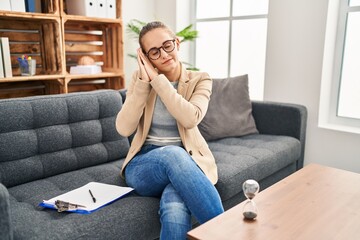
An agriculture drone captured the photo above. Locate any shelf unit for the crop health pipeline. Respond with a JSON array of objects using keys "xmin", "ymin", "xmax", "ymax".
[{"xmin": 0, "ymin": 0, "xmax": 124, "ymax": 99}]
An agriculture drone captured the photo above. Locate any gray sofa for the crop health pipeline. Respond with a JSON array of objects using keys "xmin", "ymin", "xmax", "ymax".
[{"xmin": 0, "ymin": 89, "xmax": 307, "ymax": 240}]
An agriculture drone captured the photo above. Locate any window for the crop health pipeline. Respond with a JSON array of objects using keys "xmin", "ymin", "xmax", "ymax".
[
  {"xmin": 194, "ymin": 0, "xmax": 269, "ymax": 100},
  {"xmin": 337, "ymin": 1, "xmax": 360, "ymax": 119},
  {"xmin": 319, "ymin": 0, "xmax": 360, "ymax": 134}
]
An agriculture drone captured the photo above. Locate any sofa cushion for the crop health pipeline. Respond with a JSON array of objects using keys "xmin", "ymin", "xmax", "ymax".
[
  {"xmin": 0, "ymin": 90, "xmax": 130, "ymax": 188},
  {"xmin": 7, "ymin": 159, "xmax": 161, "ymax": 240},
  {"xmin": 199, "ymin": 75, "xmax": 258, "ymax": 141},
  {"xmin": 211, "ymin": 134, "xmax": 301, "ymax": 201}
]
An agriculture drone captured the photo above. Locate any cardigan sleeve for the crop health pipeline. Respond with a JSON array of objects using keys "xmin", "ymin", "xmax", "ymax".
[{"xmin": 116, "ymin": 71, "xmax": 152, "ymax": 137}]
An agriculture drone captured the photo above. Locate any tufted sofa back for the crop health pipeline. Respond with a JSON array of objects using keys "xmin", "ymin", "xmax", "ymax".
[{"xmin": 0, "ymin": 90, "xmax": 130, "ymax": 188}]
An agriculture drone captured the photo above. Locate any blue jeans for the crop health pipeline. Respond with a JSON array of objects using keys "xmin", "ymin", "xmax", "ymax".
[{"xmin": 125, "ymin": 144, "xmax": 224, "ymax": 240}]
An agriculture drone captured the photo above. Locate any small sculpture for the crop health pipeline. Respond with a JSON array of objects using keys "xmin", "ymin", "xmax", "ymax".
[{"xmin": 78, "ymin": 56, "xmax": 95, "ymax": 65}]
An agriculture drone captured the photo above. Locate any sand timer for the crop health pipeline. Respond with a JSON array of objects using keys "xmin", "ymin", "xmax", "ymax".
[{"xmin": 242, "ymin": 179, "xmax": 260, "ymax": 220}]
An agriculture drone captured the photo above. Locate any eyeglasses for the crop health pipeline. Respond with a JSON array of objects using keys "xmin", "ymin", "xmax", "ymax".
[{"xmin": 146, "ymin": 39, "xmax": 176, "ymax": 60}]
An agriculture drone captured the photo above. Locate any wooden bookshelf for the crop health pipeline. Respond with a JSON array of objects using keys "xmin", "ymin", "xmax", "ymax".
[{"xmin": 0, "ymin": 0, "xmax": 124, "ymax": 99}]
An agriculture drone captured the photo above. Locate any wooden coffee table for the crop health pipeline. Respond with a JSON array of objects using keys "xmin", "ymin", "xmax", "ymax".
[{"xmin": 188, "ymin": 163, "xmax": 360, "ymax": 240}]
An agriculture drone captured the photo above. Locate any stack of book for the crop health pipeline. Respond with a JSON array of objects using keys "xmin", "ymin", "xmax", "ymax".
[
  {"xmin": 66, "ymin": 0, "xmax": 117, "ymax": 19},
  {"xmin": 0, "ymin": 0, "xmax": 41, "ymax": 13},
  {"xmin": 0, "ymin": 0, "xmax": 25, "ymax": 12},
  {"xmin": 0, "ymin": 37, "xmax": 13, "ymax": 78}
]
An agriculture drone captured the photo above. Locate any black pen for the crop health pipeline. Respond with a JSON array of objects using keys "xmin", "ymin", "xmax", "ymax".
[{"xmin": 89, "ymin": 189, "xmax": 96, "ymax": 203}]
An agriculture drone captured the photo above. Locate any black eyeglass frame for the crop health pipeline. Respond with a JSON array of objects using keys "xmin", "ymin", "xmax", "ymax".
[{"xmin": 145, "ymin": 39, "xmax": 176, "ymax": 60}]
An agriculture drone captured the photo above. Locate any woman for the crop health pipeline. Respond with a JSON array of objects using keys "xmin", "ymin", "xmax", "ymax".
[{"xmin": 116, "ymin": 21, "xmax": 224, "ymax": 239}]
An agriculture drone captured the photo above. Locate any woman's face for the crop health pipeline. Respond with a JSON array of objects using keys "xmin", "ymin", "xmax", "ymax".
[{"xmin": 141, "ymin": 28, "xmax": 180, "ymax": 73}]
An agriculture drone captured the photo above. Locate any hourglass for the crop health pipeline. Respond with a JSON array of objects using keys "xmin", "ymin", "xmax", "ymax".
[{"xmin": 242, "ymin": 179, "xmax": 260, "ymax": 220}]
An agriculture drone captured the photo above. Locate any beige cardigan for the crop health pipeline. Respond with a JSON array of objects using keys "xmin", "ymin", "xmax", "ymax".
[{"xmin": 116, "ymin": 66, "xmax": 218, "ymax": 184}]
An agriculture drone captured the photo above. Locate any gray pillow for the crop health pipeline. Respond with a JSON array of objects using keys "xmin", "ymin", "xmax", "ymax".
[{"xmin": 199, "ymin": 74, "xmax": 258, "ymax": 141}]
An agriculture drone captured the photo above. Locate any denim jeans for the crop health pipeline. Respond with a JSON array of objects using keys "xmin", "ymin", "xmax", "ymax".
[{"xmin": 125, "ymin": 144, "xmax": 224, "ymax": 240}]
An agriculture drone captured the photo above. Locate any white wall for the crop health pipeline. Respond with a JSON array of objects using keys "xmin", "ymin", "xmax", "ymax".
[
  {"xmin": 122, "ymin": 0, "xmax": 155, "ymax": 85},
  {"xmin": 265, "ymin": 0, "xmax": 360, "ymax": 173}
]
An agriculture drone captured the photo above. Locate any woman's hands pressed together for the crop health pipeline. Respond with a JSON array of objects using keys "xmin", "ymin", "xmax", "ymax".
[{"xmin": 137, "ymin": 48, "xmax": 158, "ymax": 82}]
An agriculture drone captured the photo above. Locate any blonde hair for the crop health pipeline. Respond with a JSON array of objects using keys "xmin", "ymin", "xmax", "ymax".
[{"xmin": 139, "ymin": 21, "xmax": 176, "ymax": 50}]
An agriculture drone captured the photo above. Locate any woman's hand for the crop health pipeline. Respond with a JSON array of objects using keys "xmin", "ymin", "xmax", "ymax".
[
  {"xmin": 137, "ymin": 48, "xmax": 158, "ymax": 81},
  {"xmin": 137, "ymin": 48, "xmax": 150, "ymax": 82}
]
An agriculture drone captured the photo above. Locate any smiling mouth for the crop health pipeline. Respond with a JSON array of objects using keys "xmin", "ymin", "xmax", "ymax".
[{"xmin": 162, "ymin": 59, "xmax": 173, "ymax": 64}]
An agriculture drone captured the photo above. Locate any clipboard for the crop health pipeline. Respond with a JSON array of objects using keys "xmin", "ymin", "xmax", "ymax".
[{"xmin": 39, "ymin": 182, "xmax": 133, "ymax": 214}]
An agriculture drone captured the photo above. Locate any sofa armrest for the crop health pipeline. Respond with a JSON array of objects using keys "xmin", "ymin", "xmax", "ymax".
[
  {"xmin": 251, "ymin": 101, "xmax": 307, "ymax": 169},
  {"xmin": 119, "ymin": 89, "xmax": 127, "ymax": 103},
  {"xmin": 0, "ymin": 183, "xmax": 12, "ymax": 240}
]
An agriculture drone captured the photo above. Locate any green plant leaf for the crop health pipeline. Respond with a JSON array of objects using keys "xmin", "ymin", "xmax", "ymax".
[
  {"xmin": 126, "ymin": 19, "xmax": 147, "ymax": 39},
  {"xmin": 127, "ymin": 53, "xmax": 137, "ymax": 60},
  {"xmin": 182, "ymin": 61, "xmax": 200, "ymax": 71},
  {"xmin": 185, "ymin": 67, "xmax": 200, "ymax": 71},
  {"xmin": 176, "ymin": 24, "xmax": 198, "ymax": 43}
]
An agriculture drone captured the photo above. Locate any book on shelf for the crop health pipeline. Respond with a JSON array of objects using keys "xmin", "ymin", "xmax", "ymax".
[
  {"xmin": 98, "ymin": 0, "xmax": 107, "ymax": 18},
  {"xmin": 25, "ymin": 0, "xmax": 42, "ymax": 13},
  {"xmin": 0, "ymin": 45, "xmax": 4, "ymax": 78},
  {"xmin": 66, "ymin": 0, "xmax": 116, "ymax": 18},
  {"xmin": 66, "ymin": 0, "xmax": 98, "ymax": 17},
  {"xmin": 39, "ymin": 182, "xmax": 134, "ymax": 214},
  {"xmin": 106, "ymin": 0, "xmax": 116, "ymax": 18},
  {"xmin": 0, "ymin": 37, "xmax": 13, "ymax": 78},
  {"xmin": 0, "ymin": 0, "xmax": 11, "ymax": 11},
  {"xmin": 9, "ymin": 0, "xmax": 26, "ymax": 12}
]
